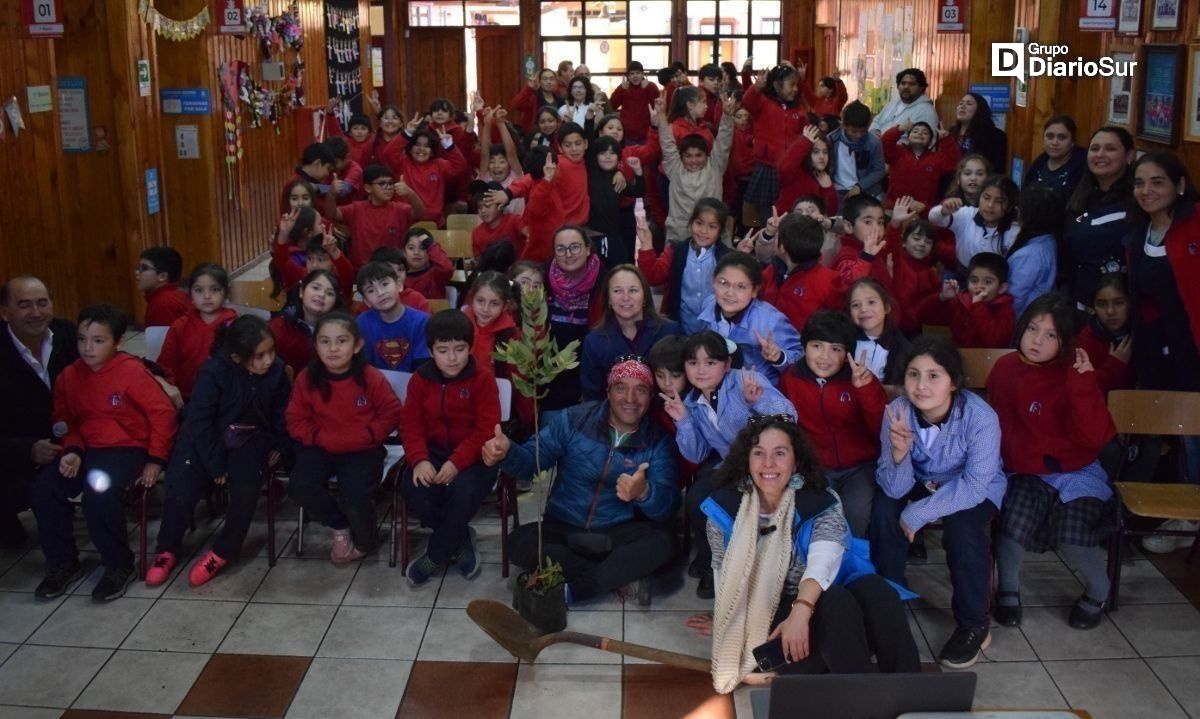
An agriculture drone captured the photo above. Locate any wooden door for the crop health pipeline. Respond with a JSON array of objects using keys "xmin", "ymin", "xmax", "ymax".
[
  {"xmin": 475, "ymin": 26, "xmax": 522, "ymax": 110},
  {"xmin": 407, "ymin": 28, "xmax": 466, "ymax": 116}
]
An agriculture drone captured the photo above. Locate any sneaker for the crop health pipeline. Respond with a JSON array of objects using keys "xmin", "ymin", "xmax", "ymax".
[
  {"xmin": 188, "ymin": 550, "xmax": 228, "ymax": 587},
  {"xmin": 330, "ymin": 528, "xmax": 354, "ymax": 564},
  {"xmin": 1142, "ymin": 519, "xmax": 1200, "ymax": 554},
  {"xmin": 688, "ymin": 556, "xmax": 706, "ymax": 579},
  {"xmin": 145, "ymin": 552, "xmax": 176, "ymax": 587},
  {"xmin": 625, "ymin": 577, "xmax": 652, "ymax": 607},
  {"xmin": 1068, "ymin": 595, "xmax": 1106, "ymax": 630},
  {"xmin": 34, "ymin": 562, "xmax": 84, "ymax": 600},
  {"xmin": 696, "ymin": 573, "xmax": 714, "ymax": 600},
  {"xmin": 993, "ymin": 591, "xmax": 1022, "ymax": 627},
  {"xmin": 938, "ymin": 625, "xmax": 991, "ymax": 669},
  {"xmin": 407, "ymin": 553, "xmax": 440, "ymax": 587},
  {"xmin": 91, "ymin": 566, "xmax": 136, "ymax": 602},
  {"xmin": 455, "ymin": 528, "xmax": 480, "ymax": 579}
]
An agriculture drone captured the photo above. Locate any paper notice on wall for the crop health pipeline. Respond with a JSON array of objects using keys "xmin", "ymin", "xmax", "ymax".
[
  {"xmin": 27, "ymin": 85, "xmax": 51, "ymax": 113},
  {"xmin": 57, "ymin": 76, "xmax": 90, "ymax": 153},
  {"xmin": 4, "ymin": 97, "xmax": 25, "ymax": 136}
]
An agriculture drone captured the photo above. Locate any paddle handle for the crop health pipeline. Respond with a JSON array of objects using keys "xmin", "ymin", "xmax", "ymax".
[{"xmin": 557, "ymin": 631, "xmax": 711, "ymax": 673}]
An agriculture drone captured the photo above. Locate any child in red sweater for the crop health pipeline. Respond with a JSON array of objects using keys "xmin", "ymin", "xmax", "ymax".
[
  {"xmin": 470, "ymin": 182, "xmax": 527, "ymax": 260},
  {"xmin": 486, "ymin": 147, "xmax": 566, "ymax": 263},
  {"xmin": 137, "ymin": 247, "xmax": 190, "ymax": 328},
  {"xmin": 280, "ymin": 143, "xmax": 336, "ymax": 215},
  {"xmin": 1076, "ymin": 273, "xmax": 1134, "ymax": 394},
  {"xmin": 917, "ymin": 252, "xmax": 1015, "ymax": 348},
  {"xmin": 871, "ymin": 197, "xmax": 942, "ymax": 335},
  {"xmin": 760, "ymin": 214, "xmax": 849, "ymax": 333},
  {"xmin": 324, "ymin": 136, "xmax": 365, "ymax": 205},
  {"xmin": 801, "ymin": 76, "xmax": 849, "ymax": 118},
  {"xmin": 609, "ymin": 61, "xmax": 660, "ymax": 145},
  {"xmin": 399, "ymin": 310, "xmax": 502, "ymax": 585},
  {"xmin": 779, "ymin": 310, "xmax": 886, "ymax": 536},
  {"xmin": 402, "ymin": 228, "xmax": 455, "ymax": 300},
  {"xmin": 832, "ymin": 195, "xmax": 887, "ymax": 287},
  {"xmin": 272, "ymin": 210, "xmax": 353, "ymax": 299},
  {"xmin": 646, "ymin": 335, "xmax": 699, "ymax": 488},
  {"xmin": 881, "ymin": 119, "xmax": 961, "ymax": 213},
  {"xmin": 723, "ymin": 105, "xmax": 756, "ymax": 218},
  {"xmin": 742, "ymin": 65, "xmax": 807, "ymax": 218},
  {"xmin": 497, "ymin": 123, "xmax": 590, "ymax": 227},
  {"xmin": 381, "ymin": 125, "xmax": 469, "ymax": 227},
  {"xmin": 286, "ymin": 313, "xmax": 402, "ymax": 564},
  {"xmin": 462, "ymin": 271, "xmax": 517, "ymax": 377},
  {"xmin": 987, "ymin": 293, "xmax": 1117, "ymax": 630},
  {"xmin": 323, "ymin": 104, "xmax": 376, "ymax": 167},
  {"xmin": 158, "ymin": 264, "xmax": 238, "ymax": 400},
  {"xmin": 775, "ymin": 124, "xmax": 839, "ymax": 215},
  {"xmin": 32, "ymin": 304, "xmax": 178, "ymax": 601},
  {"xmin": 326, "ymin": 165, "xmax": 426, "ymax": 270},
  {"xmin": 270, "ymin": 269, "xmax": 342, "ymax": 374},
  {"xmin": 363, "ymin": 247, "xmax": 431, "ymax": 314}
]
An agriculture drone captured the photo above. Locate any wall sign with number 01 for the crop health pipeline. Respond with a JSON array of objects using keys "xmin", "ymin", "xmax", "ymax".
[{"xmin": 23, "ymin": 0, "xmax": 63, "ymax": 37}]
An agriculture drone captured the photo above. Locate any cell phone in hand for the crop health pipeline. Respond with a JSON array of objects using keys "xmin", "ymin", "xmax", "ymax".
[{"xmin": 752, "ymin": 635, "xmax": 788, "ymax": 673}]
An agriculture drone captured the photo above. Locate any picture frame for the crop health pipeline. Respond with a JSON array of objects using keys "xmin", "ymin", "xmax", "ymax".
[
  {"xmin": 1138, "ymin": 44, "xmax": 1184, "ymax": 145},
  {"xmin": 1185, "ymin": 45, "xmax": 1200, "ymax": 142},
  {"xmin": 1108, "ymin": 52, "xmax": 1135, "ymax": 126},
  {"xmin": 1151, "ymin": 0, "xmax": 1179, "ymax": 30},
  {"xmin": 1118, "ymin": 0, "xmax": 1142, "ymax": 35}
]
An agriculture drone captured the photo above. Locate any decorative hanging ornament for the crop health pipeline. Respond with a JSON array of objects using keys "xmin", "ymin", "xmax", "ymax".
[{"xmin": 137, "ymin": 0, "xmax": 210, "ymax": 41}]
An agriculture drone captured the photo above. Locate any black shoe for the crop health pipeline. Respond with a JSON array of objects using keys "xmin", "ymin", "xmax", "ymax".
[
  {"xmin": 91, "ymin": 566, "xmax": 136, "ymax": 602},
  {"xmin": 939, "ymin": 625, "xmax": 990, "ymax": 669},
  {"xmin": 1068, "ymin": 596, "xmax": 1105, "ymax": 630},
  {"xmin": 994, "ymin": 591, "xmax": 1023, "ymax": 627},
  {"xmin": 34, "ymin": 562, "xmax": 84, "ymax": 600},
  {"xmin": 625, "ymin": 578, "xmax": 652, "ymax": 607},
  {"xmin": 908, "ymin": 538, "xmax": 928, "ymax": 563},
  {"xmin": 688, "ymin": 556, "xmax": 706, "ymax": 579},
  {"xmin": 696, "ymin": 573, "xmax": 714, "ymax": 600}
]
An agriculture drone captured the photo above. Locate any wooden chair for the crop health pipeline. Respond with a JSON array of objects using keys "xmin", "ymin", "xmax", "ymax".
[
  {"xmin": 959, "ymin": 348, "xmax": 1015, "ymax": 390},
  {"xmin": 446, "ymin": 214, "xmax": 481, "ymax": 232},
  {"xmin": 427, "ymin": 298, "xmax": 451, "ymax": 313},
  {"xmin": 142, "ymin": 326, "xmax": 169, "ymax": 362},
  {"xmin": 226, "ymin": 303, "xmax": 272, "ymax": 321},
  {"xmin": 398, "ymin": 378, "xmax": 517, "ymax": 576},
  {"xmin": 1106, "ymin": 389, "xmax": 1200, "ymax": 610},
  {"xmin": 412, "ymin": 220, "xmax": 438, "ymax": 232},
  {"xmin": 442, "ymin": 229, "xmax": 474, "ymax": 260}
]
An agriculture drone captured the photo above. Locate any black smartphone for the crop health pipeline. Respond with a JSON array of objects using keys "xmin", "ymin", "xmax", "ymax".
[{"xmin": 752, "ymin": 636, "xmax": 788, "ymax": 673}]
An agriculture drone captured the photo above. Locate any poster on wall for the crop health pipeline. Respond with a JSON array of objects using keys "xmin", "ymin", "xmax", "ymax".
[
  {"xmin": 1108, "ymin": 52, "xmax": 1135, "ymax": 126},
  {"xmin": 936, "ymin": 0, "xmax": 966, "ymax": 32},
  {"xmin": 1080, "ymin": 0, "xmax": 1118, "ymax": 31},
  {"xmin": 325, "ymin": 0, "xmax": 363, "ymax": 127},
  {"xmin": 1151, "ymin": 0, "xmax": 1180, "ymax": 30},
  {"xmin": 1118, "ymin": 0, "xmax": 1142, "ymax": 34},
  {"xmin": 1138, "ymin": 44, "xmax": 1183, "ymax": 144},
  {"xmin": 1185, "ymin": 46, "xmax": 1200, "ymax": 142},
  {"xmin": 57, "ymin": 76, "xmax": 90, "ymax": 153}
]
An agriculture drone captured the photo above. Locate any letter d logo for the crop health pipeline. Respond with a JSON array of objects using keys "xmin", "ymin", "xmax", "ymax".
[{"xmin": 991, "ymin": 43, "xmax": 1025, "ymax": 82}]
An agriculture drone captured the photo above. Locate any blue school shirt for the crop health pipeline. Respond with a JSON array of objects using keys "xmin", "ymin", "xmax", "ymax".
[
  {"xmin": 1007, "ymin": 233, "xmax": 1057, "ymax": 317},
  {"xmin": 1036, "ymin": 460, "xmax": 1112, "ymax": 504},
  {"xmin": 357, "ymin": 308, "xmax": 431, "ymax": 372},
  {"xmin": 700, "ymin": 296, "xmax": 803, "ymax": 386},
  {"xmin": 674, "ymin": 368, "xmax": 796, "ymax": 464},
  {"xmin": 876, "ymin": 391, "xmax": 1007, "ymax": 532},
  {"xmin": 681, "ymin": 247, "xmax": 718, "ymax": 334}
]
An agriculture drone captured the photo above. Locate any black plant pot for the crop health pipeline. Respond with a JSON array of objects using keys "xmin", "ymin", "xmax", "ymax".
[{"xmin": 513, "ymin": 571, "xmax": 567, "ymax": 633}]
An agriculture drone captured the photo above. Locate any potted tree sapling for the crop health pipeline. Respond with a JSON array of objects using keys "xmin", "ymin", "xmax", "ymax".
[{"xmin": 492, "ymin": 284, "xmax": 580, "ymax": 633}]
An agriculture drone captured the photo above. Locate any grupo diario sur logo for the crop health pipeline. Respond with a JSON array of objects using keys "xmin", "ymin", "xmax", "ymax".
[{"xmin": 991, "ymin": 43, "xmax": 1137, "ymax": 81}]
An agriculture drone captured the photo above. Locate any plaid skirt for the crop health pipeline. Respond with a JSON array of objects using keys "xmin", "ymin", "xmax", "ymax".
[
  {"xmin": 744, "ymin": 162, "xmax": 781, "ymax": 206},
  {"xmin": 999, "ymin": 474, "xmax": 1116, "ymax": 553}
]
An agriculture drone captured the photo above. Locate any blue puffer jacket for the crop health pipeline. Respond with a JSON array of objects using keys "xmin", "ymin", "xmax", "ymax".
[{"xmin": 500, "ymin": 400, "xmax": 679, "ymax": 528}]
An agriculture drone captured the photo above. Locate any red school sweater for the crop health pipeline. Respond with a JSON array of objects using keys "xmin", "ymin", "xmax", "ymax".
[
  {"xmin": 267, "ymin": 315, "xmax": 313, "ymax": 375},
  {"xmin": 404, "ymin": 243, "xmax": 454, "ymax": 300},
  {"xmin": 670, "ymin": 117, "xmax": 714, "ymax": 152},
  {"xmin": 774, "ymin": 134, "xmax": 839, "ymax": 215},
  {"xmin": 143, "ymin": 283, "xmax": 191, "ymax": 328},
  {"xmin": 761, "ymin": 259, "xmax": 850, "ymax": 333},
  {"xmin": 286, "ymin": 365, "xmax": 402, "ymax": 454},
  {"xmin": 985, "ymin": 352, "xmax": 1116, "ymax": 474},
  {"xmin": 157, "ymin": 306, "xmax": 238, "ymax": 399},
  {"xmin": 399, "ymin": 359, "xmax": 501, "ymax": 470},
  {"xmin": 870, "ymin": 225, "xmax": 942, "ymax": 335},
  {"xmin": 609, "ymin": 81, "xmax": 660, "ymax": 142},
  {"xmin": 779, "ymin": 363, "xmax": 886, "ymax": 470},
  {"xmin": 472, "ymin": 212, "xmax": 527, "ymax": 259},
  {"xmin": 271, "ymin": 241, "xmax": 355, "ymax": 302},
  {"xmin": 1075, "ymin": 323, "xmax": 1135, "ymax": 394},
  {"xmin": 800, "ymin": 79, "xmax": 848, "ymax": 119},
  {"xmin": 917, "ymin": 291, "xmax": 1015, "ymax": 349},
  {"xmin": 339, "ymin": 199, "xmax": 415, "ymax": 270},
  {"xmin": 53, "ymin": 353, "xmax": 178, "ymax": 465},
  {"xmin": 519, "ymin": 175, "xmax": 567, "ymax": 263},
  {"xmin": 506, "ymin": 153, "xmax": 589, "ymax": 226},
  {"xmin": 463, "ymin": 306, "xmax": 517, "ymax": 377},
  {"xmin": 740, "ymin": 85, "xmax": 807, "ymax": 168},
  {"xmin": 832, "ymin": 235, "xmax": 877, "ymax": 289},
  {"xmin": 380, "ymin": 141, "xmax": 469, "ymax": 226},
  {"xmin": 324, "ymin": 114, "xmax": 375, "ymax": 168},
  {"xmin": 881, "ymin": 127, "xmax": 962, "ymax": 211}
]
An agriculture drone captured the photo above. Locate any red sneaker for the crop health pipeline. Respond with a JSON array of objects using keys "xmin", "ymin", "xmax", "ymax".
[
  {"xmin": 145, "ymin": 552, "xmax": 176, "ymax": 587},
  {"xmin": 188, "ymin": 550, "xmax": 228, "ymax": 587}
]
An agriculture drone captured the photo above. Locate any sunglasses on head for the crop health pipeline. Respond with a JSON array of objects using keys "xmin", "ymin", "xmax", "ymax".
[{"xmin": 747, "ymin": 413, "xmax": 795, "ymax": 426}]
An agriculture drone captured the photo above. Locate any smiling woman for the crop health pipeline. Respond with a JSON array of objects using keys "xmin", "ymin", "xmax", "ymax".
[{"xmin": 541, "ymin": 225, "xmax": 605, "ymax": 409}]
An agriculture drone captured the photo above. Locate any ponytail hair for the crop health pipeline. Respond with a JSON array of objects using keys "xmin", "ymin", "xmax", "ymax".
[{"xmin": 213, "ymin": 315, "xmax": 274, "ymax": 364}]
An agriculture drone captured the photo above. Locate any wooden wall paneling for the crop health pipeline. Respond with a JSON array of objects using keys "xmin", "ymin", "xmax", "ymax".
[
  {"xmin": 358, "ymin": 0, "xmax": 374, "ymax": 105},
  {"xmin": 475, "ymin": 26, "xmax": 521, "ymax": 110},
  {"xmin": 408, "ymin": 27, "xmax": 466, "ymax": 114}
]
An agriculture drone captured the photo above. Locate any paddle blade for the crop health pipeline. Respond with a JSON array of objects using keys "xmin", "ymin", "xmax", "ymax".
[{"xmin": 466, "ymin": 599, "xmax": 546, "ymax": 663}]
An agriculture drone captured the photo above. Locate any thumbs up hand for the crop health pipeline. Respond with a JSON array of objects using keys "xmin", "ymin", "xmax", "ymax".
[
  {"xmin": 616, "ymin": 462, "xmax": 651, "ymax": 503},
  {"xmin": 330, "ymin": 173, "xmax": 346, "ymax": 197},
  {"xmin": 482, "ymin": 424, "xmax": 511, "ymax": 467}
]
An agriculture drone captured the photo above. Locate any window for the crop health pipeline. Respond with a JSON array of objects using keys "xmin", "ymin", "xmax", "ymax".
[
  {"xmin": 685, "ymin": 0, "xmax": 779, "ymax": 70},
  {"xmin": 409, "ymin": 0, "xmax": 519, "ymax": 27},
  {"xmin": 540, "ymin": 1, "xmax": 673, "ymax": 96}
]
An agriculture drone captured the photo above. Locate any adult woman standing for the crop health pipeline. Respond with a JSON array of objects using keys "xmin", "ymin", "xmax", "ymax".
[
  {"xmin": 695, "ymin": 417, "xmax": 919, "ymax": 692},
  {"xmin": 948, "ymin": 93, "xmax": 1007, "ymax": 176},
  {"xmin": 580, "ymin": 265, "xmax": 683, "ymax": 401},
  {"xmin": 543, "ymin": 225, "xmax": 604, "ymax": 410},
  {"xmin": 1062, "ymin": 127, "xmax": 1135, "ymax": 310},
  {"xmin": 1023, "ymin": 115, "xmax": 1088, "ymax": 203}
]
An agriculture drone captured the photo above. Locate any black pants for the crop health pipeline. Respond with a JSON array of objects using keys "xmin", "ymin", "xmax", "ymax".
[
  {"xmin": 771, "ymin": 575, "xmax": 921, "ymax": 674},
  {"xmin": 686, "ymin": 460, "xmax": 720, "ymax": 571},
  {"xmin": 825, "ymin": 463, "xmax": 876, "ymax": 538},
  {"xmin": 870, "ymin": 486, "xmax": 996, "ymax": 628},
  {"xmin": 156, "ymin": 432, "xmax": 272, "ymax": 561},
  {"xmin": 32, "ymin": 447, "xmax": 146, "ymax": 571},
  {"xmin": 287, "ymin": 446, "xmax": 384, "ymax": 553},
  {"xmin": 508, "ymin": 517, "xmax": 676, "ymax": 601},
  {"xmin": 399, "ymin": 451, "xmax": 496, "ymax": 564}
]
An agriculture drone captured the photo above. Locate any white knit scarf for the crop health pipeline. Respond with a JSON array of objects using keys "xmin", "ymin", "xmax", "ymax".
[{"xmin": 710, "ymin": 487, "xmax": 796, "ymax": 694}]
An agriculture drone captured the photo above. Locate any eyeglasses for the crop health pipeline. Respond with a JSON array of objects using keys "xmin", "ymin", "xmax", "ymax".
[
  {"xmin": 747, "ymin": 413, "xmax": 795, "ymax": 426},
  {"xmin": 370, "ymin": 180, "xmax": 396, "ymax": 188},
  {"xmin": 554, "ymin": 243, "xmax": 586, "ymax": 257},
  {"xmin": 135, "ymin": 264, "xmax": 157, "ymax": 273}
]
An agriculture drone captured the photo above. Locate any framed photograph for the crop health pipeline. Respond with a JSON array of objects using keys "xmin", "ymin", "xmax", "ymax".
[
  {"xmin": 1138, "ymin": 44, "xmax": 1184, "ymax": 144},
  {"xmin": 1118, "ymin": 0, "xmax": 1142, "ymax": 35},
  {"xmin": 1108, "ymin": 52, "xmax": 1135, "ymax": 125},
  {"xmin": 1185, "ymin": 46, "xmax": 1200, "ymax": 142},
  {"xmin": 1151, "ymin": 0, "xmax": 1180, "ymax": 30}
]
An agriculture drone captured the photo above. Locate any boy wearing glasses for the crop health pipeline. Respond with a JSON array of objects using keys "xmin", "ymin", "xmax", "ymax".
[
  {"xmin": 136, "ymin": 247, "xmax": 189, "ymax": 328},
  {"xmin": 326, "ymin": 164, "xmax": 426, "ymax": 270}
]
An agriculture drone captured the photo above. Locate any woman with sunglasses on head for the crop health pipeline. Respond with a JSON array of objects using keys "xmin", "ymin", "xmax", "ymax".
[{"xmin": 689, "ymin": 415, "xmax": 919, "ymax": 693}]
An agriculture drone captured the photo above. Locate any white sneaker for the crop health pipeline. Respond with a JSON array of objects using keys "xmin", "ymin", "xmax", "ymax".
[{"xmin": 1142, "ymin": 519, "xmax": 1200, "ymax": 554}]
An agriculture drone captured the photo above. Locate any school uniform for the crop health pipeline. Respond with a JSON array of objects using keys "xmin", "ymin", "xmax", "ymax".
[
  {"xmin": 799, "ymin": 79, "xmax": 849, "ymax": 118},
  {"xmin": 660, "ymin": 114, "xmax": 734, "ymax": 243},
  {"xmin": 158, "ymin": 306, "xmax": 239, "ymax": 399},
  {"xmin": 741, "ymin": 85, "xmax": 807, "ymax": 212},
  {"xmin": 380, "ymin": 140, "xmax": 470, "ymax": 226},
  {"xmin": 831, "ymin": 235, "xmax": 877, "ymax": 294},
  {"xmin": 1006, "ymin": 233, "xmax": 1057, "ymax": 317},
  {"xmin": 270, "ymin": 242, "xmax": 355, "ymax": 301},
  {"xmin": 609, "ymin": 81, "xmax": 660, "ymax": 144},
  {"xmin": 928, "ymin": 205, "xmax": 1020, "ymax": 270},
  {"xmin": 356, "ymin": 307, "xmax": 431, "ymax": 372},
  {"xmin": 509, "ymin": 85, "xmax": 563, "ymax": 131},
  {"xmin": 519, "ymin": 176, "xmax": 566, "ymax": 263},
  {"xmin": 881, "ymin": 127, "xmax": 962, "ymax": 212},
  {"xmin": 463, "ymin": 307, "xmax": 517, "ymax": 379},
  {"xmin": 339, "ymin": 199, "xmax": 415, "ymax": 269},
  {"xmin": 638, "ymin": 240, "xmax": 731, "ymax": 334},
  {"xmin": 506, "ymin": 153, "xmax": 590, "ymax": 226},
  {"xmin": 854, "ymin": 325, "xmax": 911, "ymax": 386},
  {"xmin": 870, "ymin": 230, "xmax": 940, "ymax": 336},
  {"xmin": 700, "ymin": 296, "xmax": 804, "ymax": 386},
  {"xmin": 404, "ymin": 243, "xmax": 454, "ymax": 300},
  {"xmin": 323, "ymin": 114, "xmax": 375, "ymax": 167},
  {"xmin": 143, "ymin": 284, "xmax": 190, "ymax": 328},
  {"xmin": 268, "ymin": 313, "xmax": 315, "ymax": 375},
  {"xmin": 916, "ymin": 291, "xmax": 1015, "ymax": 349},
  {"xmin": 761, "ymin": 257, "xmax": 849, "ymax": 334},
  {"xmin": 1075, "ymin": 318, "xmax": 1134, "ymax": 394},
  {"xmin": 471, "ymin": 213, "xmax": 526, "ymax": 259},
  {"xmin": 774, "ymin": 134, "xmax": 839, "ymax": 216}
]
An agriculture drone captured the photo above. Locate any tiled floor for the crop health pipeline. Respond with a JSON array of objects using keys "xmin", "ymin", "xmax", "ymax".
[{"xmin": 2, "ymin": 494, "xmax": 1200, "ymax": 718}]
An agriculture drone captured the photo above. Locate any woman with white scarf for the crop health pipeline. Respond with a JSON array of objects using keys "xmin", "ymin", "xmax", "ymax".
[{"xmin": 691, "ymin": 416, "xmax": 918, "ymax": 693}]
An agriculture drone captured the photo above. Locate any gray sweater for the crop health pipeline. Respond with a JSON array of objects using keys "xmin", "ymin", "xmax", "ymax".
[{"xmin": 662, "ymin": 113, "xmax": 734, "ymax": 242}]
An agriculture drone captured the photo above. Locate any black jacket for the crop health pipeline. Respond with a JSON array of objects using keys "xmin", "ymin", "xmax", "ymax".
[{"xmin": 0, "ymin": 319, "xmax": 78, "ymax": 480}]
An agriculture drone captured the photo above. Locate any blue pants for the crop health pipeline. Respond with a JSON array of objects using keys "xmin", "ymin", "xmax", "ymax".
[
  {"xmin": 156, "ymin": 432, "xmax": 272, "ymax": 561},
  {"xmin": 287, "ymin": 446, "xmax": 385, "ymax": 553},
  {"xmin": 399, "ymin": 451, "xmax": 496, "ymax": 564},
  {"xmin": 870, "ymin": 486, "xmax": 996, "ymax": 629},
  {"xmin": 32, "ymin": 447, "xmax": 147, "ymax": 571}
]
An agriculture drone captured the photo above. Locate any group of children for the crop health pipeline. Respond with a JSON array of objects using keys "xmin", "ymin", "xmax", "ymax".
[{"xmin": 31, "ymin": 57, "xmax": 1159, "ymax": 675}]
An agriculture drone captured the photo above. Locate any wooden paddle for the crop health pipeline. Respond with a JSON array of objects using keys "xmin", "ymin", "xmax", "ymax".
[{"xmin": 466, "ymin": 599, "xmax": 711, "ymax": 672}]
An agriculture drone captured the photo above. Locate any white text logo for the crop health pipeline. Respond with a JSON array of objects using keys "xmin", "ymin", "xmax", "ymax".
[{"xmin": 991, "ymin": 43, "xmax": 1136, "ymax": 82}]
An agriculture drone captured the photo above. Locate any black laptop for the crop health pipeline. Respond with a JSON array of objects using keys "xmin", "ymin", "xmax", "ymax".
[{"xmin": 749, "ymin": 672, "xmax": 977, "ymax": 719}]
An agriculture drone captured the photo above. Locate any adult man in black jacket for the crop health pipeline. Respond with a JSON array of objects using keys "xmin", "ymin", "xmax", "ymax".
[{"xmin": 0, "ymin": 276, "xmax": 78, "ymax": 546}]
